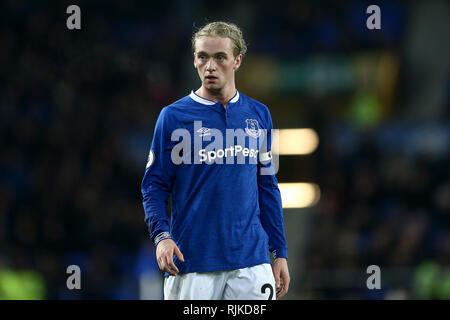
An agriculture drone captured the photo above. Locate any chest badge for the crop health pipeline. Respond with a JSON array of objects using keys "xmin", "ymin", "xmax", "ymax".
[{"xmin": 245, "ymin": 119, "xmax": 261, "ymax": 138}]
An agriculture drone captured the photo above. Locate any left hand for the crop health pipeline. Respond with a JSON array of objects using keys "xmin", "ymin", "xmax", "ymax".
[{"xmin": 272, "ymin": 258, "xmax": 290, "ymax": 299}]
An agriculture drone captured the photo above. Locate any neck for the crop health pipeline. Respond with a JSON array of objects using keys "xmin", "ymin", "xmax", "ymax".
[{"xmin": 196, "ymin": 84, "xmax": 236, "ymax": 109}]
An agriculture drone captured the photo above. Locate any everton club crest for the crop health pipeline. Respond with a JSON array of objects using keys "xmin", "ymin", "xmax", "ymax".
[{"xmin": 245, "ymin": 119, "xmax": 261, "ymax": 138}]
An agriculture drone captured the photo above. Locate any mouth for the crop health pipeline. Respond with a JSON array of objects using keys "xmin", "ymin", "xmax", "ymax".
[{"xmin": 205, "ymin": 75, "xmax": 218, "ymax": 82}]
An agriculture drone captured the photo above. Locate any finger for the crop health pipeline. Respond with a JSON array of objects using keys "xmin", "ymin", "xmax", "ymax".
[
  {"xmin": 284, "ymin": 279, "xmax": 290, "ymax": 293},
  {"xmin": 277, "ymin": 278, "xmax": 289, "ymax": 299},
  {"xmin": 174, "ymin": 245, "xmax": 184, "ymax": 262},
  {"xmin": 276, "ymin": 279, "xmax": 284, "ymax": 299},
  {"xmin": 157, "ymin": 257, "xmax": 163, "ymax": 271},
  {"xmin": 163, "ymin": 264, "xmax": 176, "ymax": 276},
  {"xmin": 277, "ymin": 286, "xmax": 287, "ymax": 299},
  {"xmin": 282, "ymin": 273, "xmax": 290, "ymax": 291},
  {"xmin": 164, "ymin": 256, "xmax": 177, "ymax": 276},
  {"xmin": 277, "ymin": 285, "xmax": 286, "ymax": 299},
  {"xmin": 164, "ymin": 265, "xmax": 176, "ymax": 276},
  {"xmin": 276, "ymin": 280, "xmax": 282, "ymax": 293},
  {"xmin": 169, "ymin": 258, "xmax": 179, "ymax": 275},
  {"xmin": 158, "ymin": 255, "xmax": 169, "ymax": 273}
]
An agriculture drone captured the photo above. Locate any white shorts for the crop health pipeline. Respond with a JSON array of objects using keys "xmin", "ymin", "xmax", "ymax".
[{"xmin": 164, "ymin": 263, "xmax": 276, "ymax": 300}]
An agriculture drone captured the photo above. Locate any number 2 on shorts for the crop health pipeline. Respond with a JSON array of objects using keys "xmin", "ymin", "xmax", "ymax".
[{"xmin": 261, "ymin": 283, "xmax": 274, "ymax": 300}]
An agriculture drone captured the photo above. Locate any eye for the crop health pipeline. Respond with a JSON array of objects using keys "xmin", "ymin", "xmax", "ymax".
[{"xmin": 217, "ymin": 55, "xmax": 225, "ymax": 61}]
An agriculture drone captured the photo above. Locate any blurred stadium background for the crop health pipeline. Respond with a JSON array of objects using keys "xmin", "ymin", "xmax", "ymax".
[{"xmin": 0, "ymin": 0, "xmax": 449, "ymax": 299}]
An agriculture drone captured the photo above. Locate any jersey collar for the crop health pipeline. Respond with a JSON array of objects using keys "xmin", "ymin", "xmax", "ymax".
[{"xmin": 189, "ymin": 90, "xmax": 240, "ymax": 106}]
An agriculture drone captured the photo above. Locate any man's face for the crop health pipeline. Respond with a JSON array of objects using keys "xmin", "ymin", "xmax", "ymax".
[{"xmin": 194, "ymin": 36, "xmax": 242, "ymax": 92}]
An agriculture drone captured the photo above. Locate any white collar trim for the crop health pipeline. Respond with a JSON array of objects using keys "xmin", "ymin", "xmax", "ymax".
[
  {"xmin": 190, "ymin": 91, "xmax": 215, "ymax": 105},
  {"xmin": 229, "ymin": 91, "xmax": 240, "ymax": 103},
  {"xmin": 190, "ymin": 90, "xmax": 240, "ymax": 105}
]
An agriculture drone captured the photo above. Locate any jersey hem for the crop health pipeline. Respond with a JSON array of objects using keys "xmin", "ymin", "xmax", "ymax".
[{"xmin": 164, "ymin": 258, "xmax": 272, "ymax": 277}]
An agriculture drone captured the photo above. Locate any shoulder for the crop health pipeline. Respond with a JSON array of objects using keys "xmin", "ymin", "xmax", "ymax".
[
  {"xmin": 157, "ymin": 95, "xmax": 194, "ymax": 124},
  {"xmin": 164, "ymin": 95, "xmax": 191, "ymax": 113},
  {"xmin": 239, "ymin": 92, "xmax": 273, "ymax": 124}
]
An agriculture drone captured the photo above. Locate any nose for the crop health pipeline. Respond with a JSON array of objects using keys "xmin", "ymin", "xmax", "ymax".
[{"xmin": 206, "ymin": 58, "xmax": 216, "ymax": 72}]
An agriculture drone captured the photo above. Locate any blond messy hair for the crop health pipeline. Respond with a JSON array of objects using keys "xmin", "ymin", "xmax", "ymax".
[{"xmin": 192, "ymin": 21, "xmax": 248, "ymax": 58}]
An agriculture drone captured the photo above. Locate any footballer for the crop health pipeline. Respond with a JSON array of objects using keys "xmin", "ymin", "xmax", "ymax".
[{"xmin": 141, "ymin": 21, "xmax": 290, "ymax": 300}]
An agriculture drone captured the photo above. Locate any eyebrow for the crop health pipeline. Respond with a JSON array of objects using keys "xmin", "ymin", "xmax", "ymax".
[{"xmin": 196, "ymin": 51, "xmax": 229, "ymax": 56}]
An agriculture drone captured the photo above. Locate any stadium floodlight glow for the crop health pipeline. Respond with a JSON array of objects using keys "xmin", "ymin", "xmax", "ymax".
[
  {"xmin": 278, "ymin": 182, "xmax": 321, "ymax": 208},
  {"xmin": 273, "ymin": 129, "xmax": 319, "ymax": 155}
]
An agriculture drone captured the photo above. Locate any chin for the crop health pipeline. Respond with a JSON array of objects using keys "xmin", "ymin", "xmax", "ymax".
[{"xmin": 205, "ymin": 83, "xmax": 222, "ymax": 91}]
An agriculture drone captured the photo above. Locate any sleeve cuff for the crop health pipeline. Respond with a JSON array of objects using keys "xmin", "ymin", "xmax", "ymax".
[
  {"xmin": 153, "ymin": 231, "xmax": 172, "ymax": 247},
  {"xmin": 271, "ymin": 248, "xmax": 288, "ymax": 260}
]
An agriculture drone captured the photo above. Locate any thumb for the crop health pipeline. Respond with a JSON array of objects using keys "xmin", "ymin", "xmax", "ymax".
[{"xmin": 174, "ymin": 245, "xmax": 184, "ymax": 262}]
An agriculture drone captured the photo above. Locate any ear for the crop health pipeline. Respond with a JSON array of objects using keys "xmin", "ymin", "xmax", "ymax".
[{"xmin": 234, "ymin": 54, "xmax": 242, "ymax": 71}]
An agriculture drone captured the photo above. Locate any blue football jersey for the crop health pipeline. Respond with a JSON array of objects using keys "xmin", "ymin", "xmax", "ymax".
[{"xmin": 141, "ymin": 90, "xmax": 288, "ymax": 275}]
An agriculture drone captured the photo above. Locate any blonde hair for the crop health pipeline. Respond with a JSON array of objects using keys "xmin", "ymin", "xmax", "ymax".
[{"xmin": 192, "ymin": 21, "xmax": 248, "ymax": 58}]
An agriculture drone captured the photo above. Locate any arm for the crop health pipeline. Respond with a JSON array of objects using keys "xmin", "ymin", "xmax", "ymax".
[
  {"xmin": 257, "ymin": 113, "xmax": 288, "ymax": 260},
  {"xmin": 257, "ymin": 111, "xmax": 290, "ymax": 298},
  {"xmin": 141, "ymin": 107, "xmax": 183, "ymax": 275}
]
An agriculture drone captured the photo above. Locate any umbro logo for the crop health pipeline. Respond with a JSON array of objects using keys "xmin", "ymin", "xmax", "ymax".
[{"xmin": 197, "ymin": 127, "xmax": 211, "ymax": 137}]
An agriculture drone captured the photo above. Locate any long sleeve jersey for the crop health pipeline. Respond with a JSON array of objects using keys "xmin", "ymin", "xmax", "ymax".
[{"xmin": 141, "ymin": 90, "xmax": 288, "ymax": 274}]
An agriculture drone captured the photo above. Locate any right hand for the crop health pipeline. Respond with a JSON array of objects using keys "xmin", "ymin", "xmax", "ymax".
[{"xmin": 156, "ymin": 238, "xmax": 184, "ymax": 276}]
